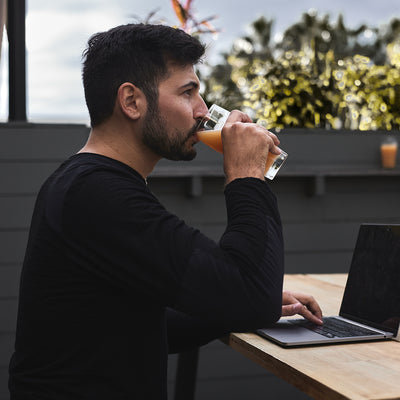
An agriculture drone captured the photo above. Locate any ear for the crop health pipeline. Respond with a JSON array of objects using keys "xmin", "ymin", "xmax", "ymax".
[{"xmin": 116, "ymin": 82, "xmax": 147, "ymax": 120}]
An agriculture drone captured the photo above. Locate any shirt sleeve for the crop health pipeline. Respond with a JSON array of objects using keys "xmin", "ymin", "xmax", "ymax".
[
  {"xmin": 173, "ymin": 178, "xmax": 284, "ymax": 330},
  {"xmin": 61, "ymin": 171, "xmax": 284, "ymax": 332},
  {"xmin": 166, "ymin": 308, "xmax": 231, "ymax": 353}
]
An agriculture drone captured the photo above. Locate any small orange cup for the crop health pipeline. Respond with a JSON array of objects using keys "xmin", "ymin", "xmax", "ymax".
[{"xmin": 381, "ymin": 136, "xmax": 398, "ymax": 169}]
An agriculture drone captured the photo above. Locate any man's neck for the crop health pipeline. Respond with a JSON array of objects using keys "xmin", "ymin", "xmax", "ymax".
[{"xmin": 78, "ymin": 122, "xmax": 160, "ymax": 179}]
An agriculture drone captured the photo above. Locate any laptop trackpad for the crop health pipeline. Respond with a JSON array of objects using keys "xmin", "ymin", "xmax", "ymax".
[{"xmin": 260, "ymin": 320, "xmax": 324, "ymax": 342}]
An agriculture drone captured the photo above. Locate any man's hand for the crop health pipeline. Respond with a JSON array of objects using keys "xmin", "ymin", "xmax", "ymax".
[
  {"xmin": 221, "ymin": 110, "xmax": 281, "ymax": 184},
  {"xmin": 282, "ymin": 290, "xmax": 323, "ymax": 325}
]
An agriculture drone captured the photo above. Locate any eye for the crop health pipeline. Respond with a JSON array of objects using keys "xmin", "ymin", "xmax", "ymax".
[{"xmin": 183, "ymin": 89, "xmax": 192, "ymax": 96}]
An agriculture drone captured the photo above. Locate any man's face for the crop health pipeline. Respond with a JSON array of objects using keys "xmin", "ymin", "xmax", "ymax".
[{"xmin": 142, "ymin": 64, "xmax": 208, "ymax": 161}]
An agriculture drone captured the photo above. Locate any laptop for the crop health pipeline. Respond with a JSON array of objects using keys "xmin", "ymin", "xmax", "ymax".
[{"xmin": 257, "ymin": 224, "xmax": 400, "ymax": 347}]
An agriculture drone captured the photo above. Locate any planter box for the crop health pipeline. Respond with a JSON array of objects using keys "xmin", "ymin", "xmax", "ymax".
[
  {"xmin": 2, "ymin": 123, "xmax": 397, "ymax": 177},
  {"xmin": 154, "ymin": 128, "xmax": 400, "ymax": 174},
  {"xmin": 278, "ymin": 128, "xmax": 400, "ymax": 172}
]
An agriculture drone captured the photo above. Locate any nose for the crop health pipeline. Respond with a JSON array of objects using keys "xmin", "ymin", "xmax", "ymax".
[{"xmin": 194, "ymin": 96, "xmax": 209, "ymax": 121}]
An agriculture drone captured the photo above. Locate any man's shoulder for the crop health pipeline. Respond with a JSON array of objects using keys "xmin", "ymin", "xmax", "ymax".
[
  {"xmin": 40, "ymin": 153, "xmax": 148, "ymax": 205},
  {"xmin": 56, "ymin": 153, "xmax": 145, "ymax": 184}
]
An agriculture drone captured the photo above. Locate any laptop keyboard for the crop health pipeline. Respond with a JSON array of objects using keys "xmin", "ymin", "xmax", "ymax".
[{"xmin": 291, "ymin": 317, "xmax": 379, "ymax": 338}]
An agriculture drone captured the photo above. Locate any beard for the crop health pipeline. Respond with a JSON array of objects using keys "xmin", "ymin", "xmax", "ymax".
[{"xmin": 142, "ymin": 105, "xmax": 199, "ymax": 161}]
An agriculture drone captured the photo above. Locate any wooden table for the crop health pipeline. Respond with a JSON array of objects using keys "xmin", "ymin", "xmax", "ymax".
[{"xmin": 225, "ymin": 274, "xmax": 400, "ymax": 400}]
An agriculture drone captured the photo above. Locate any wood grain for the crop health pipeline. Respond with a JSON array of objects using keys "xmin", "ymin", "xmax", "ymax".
[{"xmin": 227, "ymin": 274, "xmax": 400, "ymax": 400}]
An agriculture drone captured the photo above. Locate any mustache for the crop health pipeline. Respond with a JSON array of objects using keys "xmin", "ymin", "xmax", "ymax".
[
  {"xmin": 195, "ymin": 117, "xmax": 206, "ymax": 131},
  {"xmin": 187, "ymin": 120, "xmax": 202, "ymax": 138}
]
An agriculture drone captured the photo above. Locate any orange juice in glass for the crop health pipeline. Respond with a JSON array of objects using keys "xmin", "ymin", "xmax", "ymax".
[
  {"xmin": 380, "ymin": 136, "xmax": 398, "ymax": 169},
  {"xmin": 197, "ymin": 104, "xmax": 287, "ymax": 180}
]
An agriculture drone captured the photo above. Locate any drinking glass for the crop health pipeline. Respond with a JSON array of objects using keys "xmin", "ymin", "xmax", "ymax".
[
  {"xmin": 380, "ymin": 135, "xmax": 398, "ymax": 169},
  {"xmin": 197, "ymin": 104, "xmax": 288, "ymax": 180}
]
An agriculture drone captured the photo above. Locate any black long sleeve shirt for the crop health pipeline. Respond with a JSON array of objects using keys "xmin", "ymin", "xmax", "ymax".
[{"xmin": 9, "ymin": 153, "xmax": 284, "ymax": 399}]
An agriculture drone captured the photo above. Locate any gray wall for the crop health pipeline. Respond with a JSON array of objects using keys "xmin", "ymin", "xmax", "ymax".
[{"xmin": 1, "ymin": 123, "xmax": 400, "ymax": 399}]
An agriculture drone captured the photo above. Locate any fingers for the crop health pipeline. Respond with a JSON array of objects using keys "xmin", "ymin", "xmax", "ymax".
[
  {"xmin": 256, "ymin": 125, "xmax": 281, "ymax": 155},
  {"xmin": 282, "ymin": 291, "xmax": 323, "ymax": 325},
  {"xmin": 223, "ymin": 118, "xmax": 280, "ymax": 154},
  {"xmin": 226, "ymin": 110, "xmax": 280, "ymax": 148},
  {"xmin": 221, "ymin": 109, "xmax": 282, "ymax": 183},
  {"xmin": 227, "ymin": 109, "xmax": 253, "ymax": 124},
  {"xmin": 298, "ymin": 303, "xmax": 324, "ymax": 325}
]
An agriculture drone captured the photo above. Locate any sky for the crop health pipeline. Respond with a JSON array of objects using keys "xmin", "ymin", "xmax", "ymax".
[{"xmin": 1, "ymin": 0, "xmax": 400, "ymax": 123}]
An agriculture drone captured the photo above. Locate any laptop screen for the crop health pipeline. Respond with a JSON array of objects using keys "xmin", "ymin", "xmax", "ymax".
[{"xmin": 339, "ymin": 224, "xmax": 400, "ymax": 335}]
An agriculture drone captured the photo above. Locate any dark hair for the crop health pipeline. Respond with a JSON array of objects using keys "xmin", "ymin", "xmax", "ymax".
[{"xmin": 82, "ymin": 23, "xmax": 206, "ymax": 127}]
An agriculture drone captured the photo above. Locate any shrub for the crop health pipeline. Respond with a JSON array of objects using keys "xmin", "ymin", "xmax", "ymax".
[{"xmin": 203, "ymin": 12, "xmax": 400, "ymax": 130}]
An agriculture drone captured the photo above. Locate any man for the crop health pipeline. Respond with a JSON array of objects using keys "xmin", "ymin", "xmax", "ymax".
[{"xmin": 9, "ymin": 24, "xmax": 322, "ymax": 399}]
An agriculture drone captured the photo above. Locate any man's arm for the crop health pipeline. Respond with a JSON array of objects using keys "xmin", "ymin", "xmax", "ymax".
[
  {"xmin": 170, "ymin": 176, "xmax": 284, "ymax": 335},
  {"xmin": 166, "ymin": 308, "xmax": 230, "ymax": 354},
  {"xmin": 167, "ymin": 291, "xmax": 323, "ymax": 354}
]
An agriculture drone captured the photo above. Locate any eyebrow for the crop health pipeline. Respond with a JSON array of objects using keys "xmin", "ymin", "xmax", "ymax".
[{"xmin": 179, "ymin": 81, "xmax": 199, "ymax": 90}]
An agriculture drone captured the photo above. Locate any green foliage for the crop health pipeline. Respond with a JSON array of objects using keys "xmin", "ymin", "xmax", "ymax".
[{"xmin": 203, "ymin": 12, "xmax": 400, "ymax": 130}]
